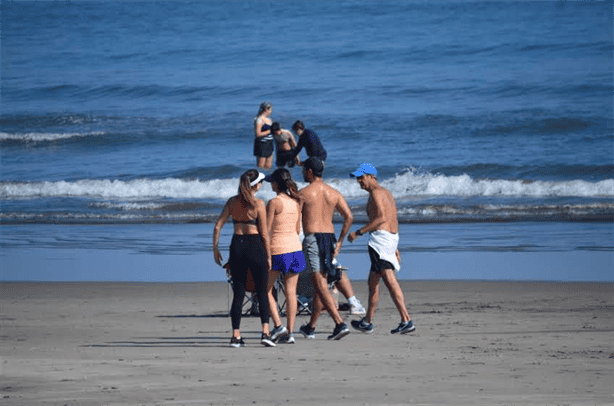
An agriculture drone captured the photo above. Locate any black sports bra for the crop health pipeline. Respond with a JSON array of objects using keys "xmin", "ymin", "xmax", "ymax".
[{"xmin": 233, "ymin": 217, "xmax": 258, "ymax": 226}]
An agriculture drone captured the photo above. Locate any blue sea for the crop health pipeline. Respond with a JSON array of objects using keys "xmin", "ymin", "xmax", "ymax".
[{"xmin": 1, "ymin": 1, "xmax": 612, "ymax": 282}]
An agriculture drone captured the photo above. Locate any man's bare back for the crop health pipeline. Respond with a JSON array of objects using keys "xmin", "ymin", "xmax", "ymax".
[
  {"xmin": 300, "ymin": 179, "xmax": 349, "ymax": 234},
  {"xmin": 298, "ymin": 156, "xmax": 352, "ymax": 338}
]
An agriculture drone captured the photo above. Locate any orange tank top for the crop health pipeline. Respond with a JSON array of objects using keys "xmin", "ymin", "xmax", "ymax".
[{"xmin": 270, "ymin": 194, "xmax": 302, "ymax": 256}]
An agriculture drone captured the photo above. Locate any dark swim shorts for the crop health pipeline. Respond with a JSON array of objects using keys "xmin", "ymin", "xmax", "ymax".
[
  {"xmin": 276, "ymin": 150, "xmax": 296, "ymax": 168},
  {"xmin": 368, "ymin": 246, "xmax": 395, "ymax": 274},
  {"xmin": 253, "ymin": 138, "xmax": 274, "ymax": 157}
]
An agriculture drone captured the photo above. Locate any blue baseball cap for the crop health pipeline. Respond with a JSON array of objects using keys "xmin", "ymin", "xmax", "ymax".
[{"xmin": 350, "ymin": 163, "xmax": 377, "ymax": 178}]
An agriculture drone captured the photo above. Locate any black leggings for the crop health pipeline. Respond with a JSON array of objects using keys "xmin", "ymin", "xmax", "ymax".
[{"xmin": 229, "ymin": 234, "xmax": 270, "ymax": 330}]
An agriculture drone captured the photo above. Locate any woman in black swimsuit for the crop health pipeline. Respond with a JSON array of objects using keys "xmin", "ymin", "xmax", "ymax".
[
  {"xmin": 254, "ymin": 102, "xmax": 274, "ymax": 169},
  {"xmin": 213, "ymin": 169, "xmax": 275, "ymax": 347}
]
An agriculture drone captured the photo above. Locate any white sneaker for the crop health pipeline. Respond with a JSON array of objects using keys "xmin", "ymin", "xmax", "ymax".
[{"xmin": 350, "ymin": 300, "xmax": 366, "ymax": 315}]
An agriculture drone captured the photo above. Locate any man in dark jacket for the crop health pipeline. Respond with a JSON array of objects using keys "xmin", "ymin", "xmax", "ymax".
[{"xmin": 291, "ymin": 121, "xmax": 327, "ymax": 162}]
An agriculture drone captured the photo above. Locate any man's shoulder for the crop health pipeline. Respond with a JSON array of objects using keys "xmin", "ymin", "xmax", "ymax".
[
  {"xmin": 300, "ymin": 180, "xmax": 335, "ymax": 198},
  {"xmin": 369, "ymin": 185, "xmax": 391, "ymax": 199},
  {"xmin": 373, "ymin": 184, "xmax": 391, "ymax": 194},
  {"xmin": 299, "ymin": 183, "xmax": 314, "ymax": 198},
  {"xmin": 325, "ymin": 182, "xmax": 341, "ymax": 196},
  {"xmin": 320, "ymin": 182, "xmax": 344, "ymax": 205},
  {"xmin": 371, "ymin": 186, "xmax": 396, "ymax": 209},
  {"xmin": 299, "ymin": 182, "xmax": 313, "ymax": 192},
  {"xmin": 300, "ymin": 181, "xmax": 321, "ymax": 193},
  {"xmin": 304, "ymin": 128, "xmax": 318, "ymax": 137}
]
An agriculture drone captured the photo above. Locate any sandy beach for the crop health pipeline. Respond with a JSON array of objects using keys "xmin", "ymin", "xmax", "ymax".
[{"xmin": 1, "ymin": 280, "xmax": 612, "ymax": 405}]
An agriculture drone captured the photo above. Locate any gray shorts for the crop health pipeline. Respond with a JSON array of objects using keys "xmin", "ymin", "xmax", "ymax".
[{"xmin": 302, "ymin": 234, "xmax": 320, "ymax": 274}]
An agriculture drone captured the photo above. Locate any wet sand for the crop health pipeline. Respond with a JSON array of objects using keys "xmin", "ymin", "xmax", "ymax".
[{"xmin": 1, "ymin": 281, "xmax": 612, "ymax": 405}]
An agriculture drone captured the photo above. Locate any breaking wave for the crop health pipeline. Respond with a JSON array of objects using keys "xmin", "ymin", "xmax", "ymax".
[{"xmin": 1, "ymin": 172, "xmax": 612, "ymax": 200}]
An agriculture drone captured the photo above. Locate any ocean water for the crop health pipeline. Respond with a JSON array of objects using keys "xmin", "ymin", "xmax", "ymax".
[{"xmin": 1, "ymin": 1, "xmax": 612, "ymax": 282}]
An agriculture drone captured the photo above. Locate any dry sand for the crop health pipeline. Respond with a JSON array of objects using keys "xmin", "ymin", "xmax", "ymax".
[{"xmin": 1, "ymin": 281, "xmax": 612, "ymax": 405}]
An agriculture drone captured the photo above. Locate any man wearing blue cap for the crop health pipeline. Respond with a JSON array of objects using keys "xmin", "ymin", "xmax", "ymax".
[{"xmin": 347, "ymin": 163, "xmax": 416, "ymax": 335}]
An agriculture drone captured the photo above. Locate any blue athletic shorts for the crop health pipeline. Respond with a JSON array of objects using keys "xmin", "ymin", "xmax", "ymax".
[{"xmin": 272, "ymin": 251, "xmax": 306, "ymax": 274}]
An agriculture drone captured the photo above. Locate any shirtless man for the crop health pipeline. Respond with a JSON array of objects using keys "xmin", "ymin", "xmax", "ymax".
[
  {"xmin": 347, "ymin": 163, "xmax": 416, "ymax": 335},
  {"xmin": 298, "ymin": 157, "xmax": 352, "ymax": 340},
  {"xmin": 270, "ymin": 122, "xmax": 301, "ymax": 168}
]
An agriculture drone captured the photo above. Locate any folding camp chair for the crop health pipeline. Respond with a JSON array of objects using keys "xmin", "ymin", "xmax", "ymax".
[
  {"xmin": 225, "ymin": 263, "xmax": 259, "ymax": 317},
  {"xmin": 225, "ymin": 263, "xmax": 282, "ymax": 317},
  {"xmin": 295, "ymin": 271, "xmax": 314, "ymax": 315},
  {"xmin": 273, "ymin": 272, "xmax": 313, "ymax": 316},
  {"xmin": 225, "ymin": 259, "xmax": 349, "ymax": 317},
  {"xmin": 277, "ymin": 259, "xmax": 349, "ymax": 316}
]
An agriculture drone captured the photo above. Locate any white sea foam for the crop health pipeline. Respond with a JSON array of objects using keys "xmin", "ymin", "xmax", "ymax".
[
  {"xmin": 0, "ymin": 178, "xmax": 236, "ymax": 199},
  {"xmin": 339, "ymin": 170, "xmax": 614, "ymax": 199},
  {"xmin": 0, "ymin": 131, "xmax": 105, "ymax": 142},
  {"xmin": 1, "ymin": 174, "xmax": 612, "ymax": 200},
  {"xmin": 90, "ymin": 201, "xmax": 165, "ymax": 211}
]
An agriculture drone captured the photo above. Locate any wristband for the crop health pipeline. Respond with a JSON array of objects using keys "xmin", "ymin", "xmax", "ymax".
[{"xmin": 356, "ymin": 229, "xmax": 363, "ymax": 236}]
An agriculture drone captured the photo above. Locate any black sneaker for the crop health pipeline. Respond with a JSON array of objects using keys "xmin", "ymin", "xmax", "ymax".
[
  {"xmin": 261, "ymin": 333, "xmax": 276, "ymax": 347},
  {"xmin": 270, "ymin": 325, "xmax": 288, "ymax": 342},
  {"xmin": 230, "ymin": 337, "xmax": 246, "ymax": 348},
  {"xmin": 278, "ymin": 334, "xmax": 295, "ymax": 344},
  {"xmin": 351, "ymin": 317, "xmax": 374, "ymax": 333},
  {"xmin": 391, "ymin": 320, "xmax": 416, "ymax": 334},
  {"xmin": 327, "ymin": 322, "xmax": 350, "ymax": 340},
  {"xmin": 299, "ymin": 324, "xmax": 316, "ymax": 339}
]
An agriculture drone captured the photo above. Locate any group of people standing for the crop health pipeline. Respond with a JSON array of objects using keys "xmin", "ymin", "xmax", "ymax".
[
  {"xmin": 213, "ymin": 118, "xmax": 416, "ymax": 346},
  {"xmin": 253, "ymin": 102, "xmax": 327, "ymax": 169}
]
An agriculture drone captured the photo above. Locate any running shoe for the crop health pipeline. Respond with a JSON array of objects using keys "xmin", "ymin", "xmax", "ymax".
[
  {"xmin": 390, "ymin": 319, "xmax": 416, "ymax": 334},
  {"xmin": 299, "ymin": 324, "xmax": 316, "ymax": 339},
  {"xmin": 278, "ymin": 334, "xmax": 295, "ymax": 344},
  {"xmin": 350, "ymin": 301, "xmax": 366, "ymax": 315},
  {"xmin": 327, "ymin": 322, "xmax": 350, "ymax": 340},
  {"xmin": 270, "ymin": 324, "xmax": 289, "ymax": 342},
  {"xmin": 351, "ymin": 317, "xmax": 374, "ymax": 333},
  {"xmin": 230, "ymin": 337, "xmax": 246, "ymax": 348},
  {"xmin": 261, "ymin": 333, "xmax": 276, "ymax": 347}
]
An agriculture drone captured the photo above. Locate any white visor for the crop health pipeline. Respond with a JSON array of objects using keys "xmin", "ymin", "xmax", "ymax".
[{"xmin": 250, "ymin": 172, "xmax": 266, "ymax": 187}]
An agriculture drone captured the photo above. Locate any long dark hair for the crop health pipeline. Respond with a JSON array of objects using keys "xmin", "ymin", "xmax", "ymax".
[
  {"xmin": 270, "ymin": 168, "xmax": 300, "ymax": 202},
  {"xmin": 238, "ymin": 169, "xmax": 261, "ymax": 208}
]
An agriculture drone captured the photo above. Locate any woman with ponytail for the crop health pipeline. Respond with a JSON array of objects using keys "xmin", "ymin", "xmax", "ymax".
[
  {"xmin": 213, "ymin": 169, "xmax": 275, "ymax": 347},
  {"xmin": 264, "ymin": 168, "xmax": 306, "ymax": 344}
]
